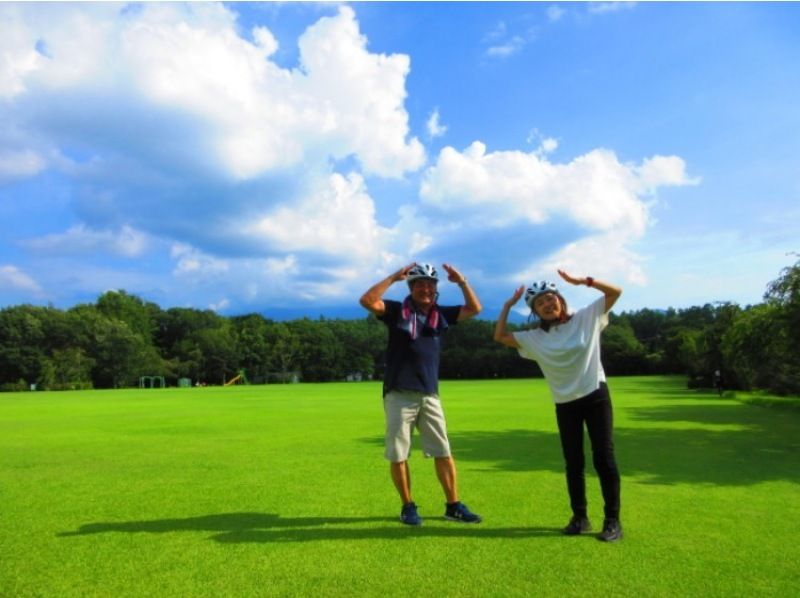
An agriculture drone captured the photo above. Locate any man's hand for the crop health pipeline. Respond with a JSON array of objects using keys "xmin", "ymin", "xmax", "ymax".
[
  {"xmin": 393, "ymin": 263, "xmax": 416, "ymax": 283},
  {"xmin": 442, "ymin": 263, "xmax": 466, "ymax": 285}
]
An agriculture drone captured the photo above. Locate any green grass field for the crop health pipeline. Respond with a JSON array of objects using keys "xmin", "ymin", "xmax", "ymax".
[{"xmin": 1, "ymin": 376, "xmax": 798, "ymax": 597}]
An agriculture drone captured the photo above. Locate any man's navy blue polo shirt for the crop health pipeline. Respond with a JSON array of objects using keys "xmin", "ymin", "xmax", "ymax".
[{"xmin": 378, "ymin": 299, "xmax": 461, "ymax": 397}]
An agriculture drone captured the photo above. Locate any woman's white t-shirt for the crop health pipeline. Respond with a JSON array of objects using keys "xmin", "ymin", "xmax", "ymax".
[{"xmin": 513, "ymin": 296, "xmax": 608, "ymax": 404}]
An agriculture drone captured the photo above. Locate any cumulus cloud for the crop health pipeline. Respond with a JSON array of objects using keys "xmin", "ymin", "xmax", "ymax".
[
  {"xmin": 483, "ymin": 19, "xmax": 535, "ymax": 59},
  {"xmin": 0, "ymin": 264, "xmax": 43, "ymax": 294},
  {"xmin": 419, "ymin": 141, "xmax": 697, "ymax": 286},
  {"xmin": 531, "ymin": 234, "xmax": 647, "ymax": 286},
  {"xmin": 0, "ymin": 149, "xmax": 46, "ymax": 182},
  {"xmin": 526, "ymin": 128, "xmax": 559, "ymax": 156},
  {"xmin": 0, "ymin": 3, "xmax": 430, "ymax": 306},
  {"xmin": 547, "ymin": 5, "xmax": 567, "ymax": 22},
  {"xmin": 245, "ymin": 172, "xmax": 385, "ymax": 260},
  {"xmin": 426, "ymin": 109, "xmax": 447, "ymax": 139},
  {"xmin": 0, "ymin": 5, "xmax": 48, "ymax": 99},
  {"xmin": 296, "ymin": 7, "xmax": 425, "ymax": 178},
  {"xmin": 1, "ymin": 4, "xmax": 423, "ymax": 181},
  {"xmin": 208, "ymin": 298, "xmax": 230, "ymax": 312},
  {"xmin": 588, "ymin": 2, "xmax": 638, "ymax": 15},
  {"xmin": 0, "ymin": 2, "xmax": 697, "ymax": 314},
  {"xmin": 171, "ymin": 243, "xmax": 230, "ymax": 278},
  {"xmin": 22, "ymin": 225, "xmax": 149, "ymax": 258},
  {"xmin": 487, "ymin": 35, "xmax": 527, "ymax": 58},
  {"xmin": 422, "ymin": 142, "xmax": 688, "ymax": 235}
]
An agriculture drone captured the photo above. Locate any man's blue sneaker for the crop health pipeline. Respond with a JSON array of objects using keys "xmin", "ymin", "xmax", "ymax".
[
  {"xmin": 400, "ymin": 502, "xmax": 422, "ymax": 526},
  {"xmin": 444, "ymin": 501, "xmax": 482, "ymax": 523}
]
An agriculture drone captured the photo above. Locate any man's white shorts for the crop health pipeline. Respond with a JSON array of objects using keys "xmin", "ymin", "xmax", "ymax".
[{"xmin": 383, "ymin": 389, "xmax": 452, "ymax": 462}]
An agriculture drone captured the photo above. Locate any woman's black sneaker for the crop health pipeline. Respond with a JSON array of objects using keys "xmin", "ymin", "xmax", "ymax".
[
  {"xmin": 562, "ymin": 515, "xmax": 592, "ymax": 535},
  {"xmin": 598, "ymin": 518, "xmax": 623, "ymax": 542}
]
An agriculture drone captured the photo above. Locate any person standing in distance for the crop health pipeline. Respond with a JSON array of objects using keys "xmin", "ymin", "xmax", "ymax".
[
  {"xmin": 493, "ymin": 269, "xmax": 624, "ymax": 542},
  {"xmin": 360, "ymin": 262, "xmax": 483, "ymax": 526}
]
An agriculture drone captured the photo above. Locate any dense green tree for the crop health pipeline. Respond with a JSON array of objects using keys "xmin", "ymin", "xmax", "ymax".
[
  {"xmin": 96, "ymin": 290, "xmax": 160, "ymax": 344},
  {"xmin": 194, "ymin": 324, "xmax": 237, "ymax": 385},
  {"xmin": 231, "ymin": 314, "xmax": 272, "ymax": 381},
  {"xmin": 441, "ymin": 319, "xmax": 533, "ymax": 379},
  {"xmin": 49, "ymin": 348, "xmax": 94, "ymax": 390},
  {"xmin": 90, "ymin": 317, "xmax": 164, "ymax": 388},
  {"xmin": 288, "ymin": 318, "xmax": 345, "ymax": 382},
  {"xmin": 326, "ymin": 318, "xmax": 384, "ymax": 380},
  {"xmin": 0, "ymin": 305, "xmax": 48, "ymax": 387},
  {"xmin": 602, "ymin": 317, "xmax": 648, "ymax": 375},
  {"xmin": 722, "ymin": 256, "xmax": 800, "ymax": 395},
  {"xmin": 1, "ymin": 259, "xmax": 798, "ymax": 394},
  {"xmin": 263, "ymin": 321, "xmax": 300, "ymax": 377},
  {"xmin": 721, "ymin": 304, "xmax": 783, "ymax": 391}
]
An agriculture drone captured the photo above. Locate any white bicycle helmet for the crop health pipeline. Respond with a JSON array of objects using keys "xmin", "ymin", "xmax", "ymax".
[
  {"xmin": 406, "ymin": 263, "xmax": 439, "ymax": 285},
  {"xmin": 524, "ymin": 280, "xmax": 560, "ymax": 309}
]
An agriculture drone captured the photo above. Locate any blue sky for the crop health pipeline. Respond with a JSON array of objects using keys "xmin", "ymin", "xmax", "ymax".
[{"xmin": 1, "ymin": 2, "xmax": 798, "ymax": 319}]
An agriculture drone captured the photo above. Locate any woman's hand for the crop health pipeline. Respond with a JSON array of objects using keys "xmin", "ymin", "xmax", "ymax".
[
  {"xmin": 495, "ymin": 286, "xmax": 524, "ymax": 348},
  {"xmin": 557, "ymin": 269, "xmax": 584, "ymax": 286},
  {"xmin": 557, "ymin": 269, "xmax": 623, "ymax": 313},
  {"xmin": 505, "ymin": 285, "xmax": 525, "ymax": 306}
]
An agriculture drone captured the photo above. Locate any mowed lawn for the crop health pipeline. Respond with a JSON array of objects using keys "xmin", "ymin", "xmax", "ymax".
[{"xmin": 1, "ymin": 377, "xmax": 798, "ymax": 597}]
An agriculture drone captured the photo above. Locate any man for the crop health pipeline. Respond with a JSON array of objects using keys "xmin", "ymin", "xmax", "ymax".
[{"xmin": 359, "ymin": 262, "xmax": 483, "ymax": 526}]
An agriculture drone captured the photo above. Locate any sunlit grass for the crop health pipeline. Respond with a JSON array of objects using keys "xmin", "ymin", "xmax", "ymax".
[{"xmin": 1, "ymin": 377, "xmax": 798, "ymax": 596}]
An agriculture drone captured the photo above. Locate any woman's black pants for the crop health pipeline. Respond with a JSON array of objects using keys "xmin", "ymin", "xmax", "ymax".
[{"xmin": 555, "ymin": 383, "xmax": 621, "ymax": 520}]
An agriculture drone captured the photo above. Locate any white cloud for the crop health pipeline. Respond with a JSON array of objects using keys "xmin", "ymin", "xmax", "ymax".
[
  {"xmin": 419, "ymin": 141, "xmax": 697, "ymax": 289},
  {"xmin": 426, "ymin": 109, "xmax": 447, "ymax": 139},
  {"xmin": 0, "ymin": 3, "xmax": 123, "ymax": 96},
  {"xmin": 171, "ymin": 243, "xmax": 230, "ymax": 277},
  {"xmin": 483, "ymin": 21, "xmax": 508, "ymax": 43},
  {"xmin": 421, "ymin": 142, "xmax": 696, "ymax": 236},
  {"xmin": 246, "ymin": 172, "xmax": 385, "ymax": 261},
  {"xmin": 0, "ymin": 2, "xmax": 708, "ymax": 315},
  {"xmin": 22, "ymin": 225, "xmax": 149, "ymax": 257},
  {"xmin": 0, "ymin": 5, "xmax": 47, "ymax": 99},
  {"xmin": 635, "ymin": 155, "xmax": 701, "ymax": 192},
  {"xmin": 483, "ymin": 19, "xmax": 534, "ymax": 59},
  {"xmin": 0, "ymin": 149, "xmax": 46, "ymax": 181},
  {"xmin": 208, "ymin": 298, "xmax": 230, "ymax": 312},
  {"xmin": 529, "ymin": 234, "xmax": 647, "ymax": 286},
  {"xmin": 547, "ymin": 5, "xmax": 567, "ymax": 22},
  {"xmin": 588, "ymin": 2, "xmax": 638, "ymax": 15},
  {"xmin": 487, "ymin": 35, "xmax": 527, "ymax": 58},
  {"xmin": 526, "ymin": 128, "xmax": 559, "ymax": 156},
  {"xmin": 296, "ymin": 6, "xmax": 425, "ymax": 178},
  {"xmin": 1, "ymin": 4, "xmax": 424, "ymax": 181},
  {"xmin": 0, "ymin": 264, "xmax": 43, "ymax": 294},
  {"xmin": 0, "ymin": 2, "xmax": 429, "ymax": 308},
  {"xmin": 252, "ymin": 26, "xmax": 278, "ymax": 58}
]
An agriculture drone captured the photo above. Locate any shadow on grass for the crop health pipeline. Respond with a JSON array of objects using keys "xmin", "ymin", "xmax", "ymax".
[
  {"xmin": 358, "ymin": 396, "xmax": 799, "ymax": 486},
  {"xmin": 58, "ymin": 512, "xmax": 562, "ymax": 543},
  {"xmin": 58, "ymin": 513, "xmax": 390, "ymax": 537}
]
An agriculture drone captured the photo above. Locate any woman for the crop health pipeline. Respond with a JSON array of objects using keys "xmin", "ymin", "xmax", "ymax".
[{"xmin": 493, "ymin": 269, "xmax": 623, "ymax": 542}]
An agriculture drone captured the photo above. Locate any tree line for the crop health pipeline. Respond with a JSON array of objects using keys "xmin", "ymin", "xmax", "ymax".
[{"xmin": 1, "ymin": 258, "xmax": 797, "ymax": 395}]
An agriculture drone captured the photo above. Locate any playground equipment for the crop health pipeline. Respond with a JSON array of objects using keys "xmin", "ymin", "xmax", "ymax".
[
  {"xmin": 139, "ymin": 376, "xmax": 165, "ymax": 389},
  {"xmin": 224, "ymin": 369, "xmax": 249, "ymax": 386}
]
